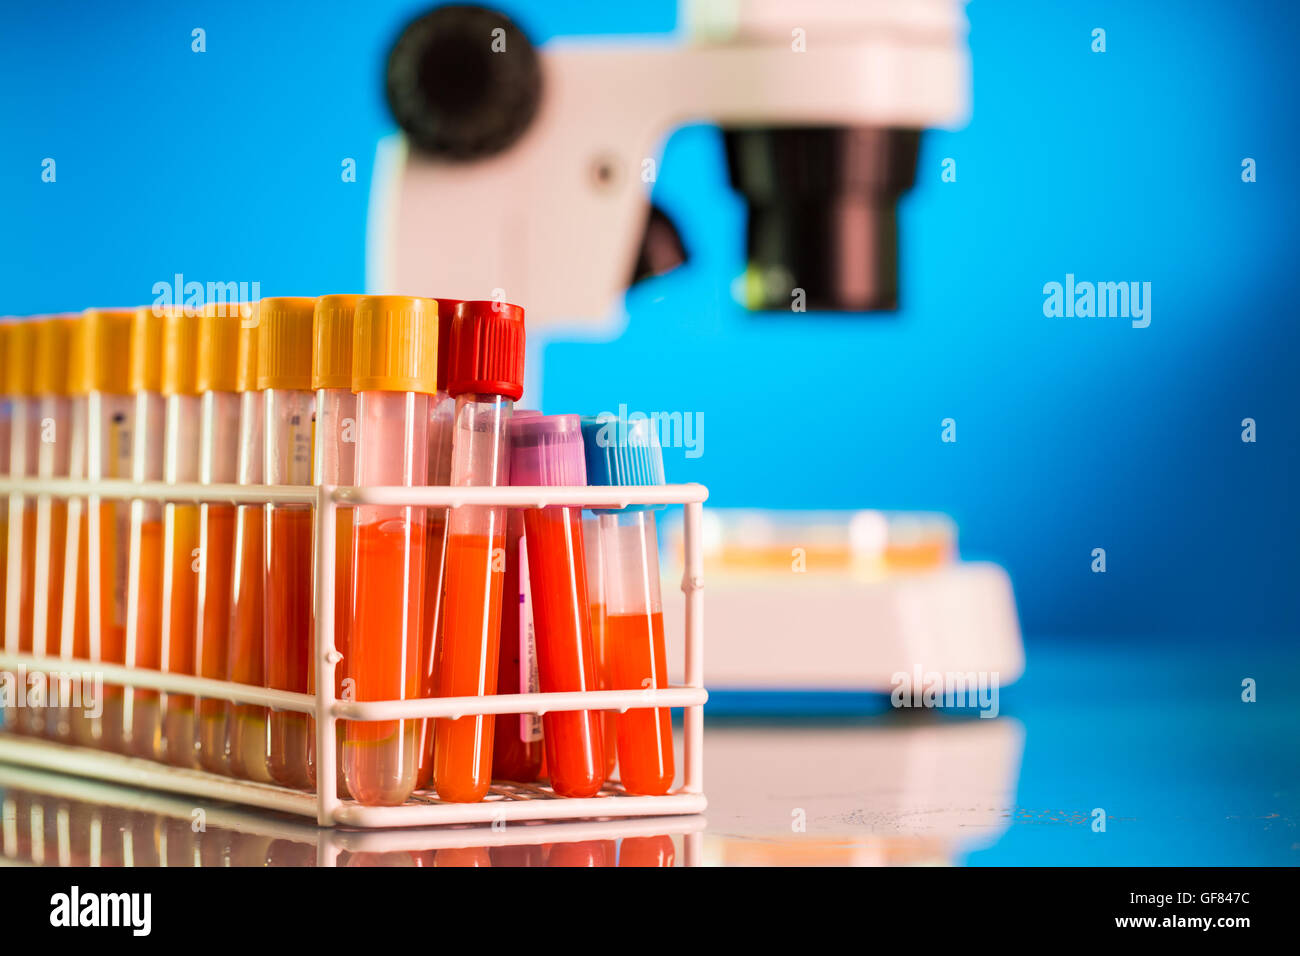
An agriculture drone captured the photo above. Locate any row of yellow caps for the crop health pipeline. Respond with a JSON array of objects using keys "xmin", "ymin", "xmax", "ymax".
[{"xmin": 0, "ymin": 295, "xmax": 440, "ymax": 398}]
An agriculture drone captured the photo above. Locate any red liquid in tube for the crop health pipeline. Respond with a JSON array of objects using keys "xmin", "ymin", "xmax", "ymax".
[
  {"xmin": 511, "ymin": 414, "xmax": 604, "ymax": 798},
  {"xmin": 432, "ymin": 299, "xmax": 525, "ymax": 803}
]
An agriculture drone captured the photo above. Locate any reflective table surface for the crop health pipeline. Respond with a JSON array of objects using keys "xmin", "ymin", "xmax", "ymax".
[{"xmin": 1, "ymin": 639, "xmax": 1295, "ymax": 866}]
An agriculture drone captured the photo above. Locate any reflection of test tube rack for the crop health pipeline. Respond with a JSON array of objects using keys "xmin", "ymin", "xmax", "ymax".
[
  {"xmin": 0, "ymin": 475, "xmax": 709, "ymax": 828},
  {"xmin": 0, "ymin": 763, "xmax": 705, "ymax": 866}
]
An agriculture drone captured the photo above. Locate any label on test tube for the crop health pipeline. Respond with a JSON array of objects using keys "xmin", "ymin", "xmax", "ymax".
[
  {"xmin": 517, "ymin": 536, "xmax": 541, "ymax": 743},
  {"xmin": 295, "ymin": 412, "xmax": 313, "ymax": 469}
]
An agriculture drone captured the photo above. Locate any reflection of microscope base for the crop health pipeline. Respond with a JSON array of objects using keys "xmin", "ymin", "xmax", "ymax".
[
  {"xmin": 701, "ymin": 715, "xmax": 1025, "ymax": 865},
  {"xmin": 663, "ymin": 561, "xmax": 1023, "ymax": 690}
]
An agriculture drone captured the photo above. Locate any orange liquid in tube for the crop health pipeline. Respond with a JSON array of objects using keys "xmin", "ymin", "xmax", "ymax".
[
  {"xmin": 126, "ymin": 514, "xmax": 164, "ymax": 755},
  {"xmin": 342, "ymin": 295, "xmax": 437, "ymax": 807},
  {"xmin": 0, "ymin": 322, "xmax": 11, "ymax": 643},
  {"xmin": 27, "ymin": 317, "xmax": 76, "ymax": 737},
  {"xmin": 435, "ymin": 528, "xmax": 506, "ymax": 799},
  {"xmin": 77, "ymin": 309, "xmax": 137, "ymax": 752},
  {"xmin": 2, "ymin": 320, "xmax": 38, "ymax": 739},
  {"xmin": 607, "ymin": 609, "xmax": 672, "ymax": 791},
  {"xmin": 160, "ymin": 501, "xmax": 200, "ymax": 766},
  {"xmin": 312, "ymin": 294, "xmax": 362, "ymax": 792},
  {"xmin": 266, "ymin": 504, "xmax": 314, "ymax": 787},
  {"xmin": 227, "ymin": 317, "xmax": 270, "ymax": 782},
  {"xmin": 227, "ymin": 495, "xmax": 268, "ymax": 780},
  {"xmin": 194, "ymin": 302, "xmax": 248, "ymax": 774},
  {"xmin": 432, "ymin": 299, "xmax": 526, "ymax": 804},
  {"xmin": 156, "ymin": 306, "xmax": 204, "ymax": 769},
  {"xmin": 583, "ymin": 512, "xmax": 617, "ymax": 778},
  {"xmin": 258, "ymin": 297, "xmax": 319, "ymax": 790},
  {"xmin": 123, "ymin": 306, "xmax": 168, "ymax": 758},
  {"xmin": 581, "ymin": 416, "xmax": 674, "ymax": 796},
  {"xmin": 414, "ymin": 297, "xmax": 458, "ymax": 790}
]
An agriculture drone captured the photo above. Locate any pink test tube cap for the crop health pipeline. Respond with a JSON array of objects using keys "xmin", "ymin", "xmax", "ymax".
[{"xmin": 509, "ymin": 413, "xmax": 587, "ymax": 487}]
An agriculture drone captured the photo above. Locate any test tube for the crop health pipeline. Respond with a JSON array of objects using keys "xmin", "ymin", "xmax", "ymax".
[
  {"xmin": 491, "ymin": 409, "xmax": 543, "ymax": 783},
  {"xmin": 58, "ymin": 319, "xmax": 90, "ymax": 744},
  {"xmin": 581, "ymin": 415, "xmax": 675, "ymax": 795},
  {"xmin": 343, "ymin": 294, "xmax": 437, "ymax": 806},
  {"xmin": 122, "ymin": 306, "xmax": 167, "ymax": 758},
  {"xmin": 157, "ymin": 307, "xmax": 203, "ymax": 768},
  {"xmin": 49, "ymin": 317, "xmax": 85, "ymax": 743},
  {"xmin": 511, "ymin": 414, "xmax": 605, "ymax": 797},
  {"xmin": 69, "ymin": 309, "xmax": 136, "ymax": 750},
  {"xmin": 431, "ymin": 300, "xmax": 525, "ymax": 803},
  {"xmin": 414, "ymin": 297, "xmax": 459, "ymax": 790},
  {"xmin": 259, "ymin": 296, "xmax": 317, "ymax": 789},
  {"xmin": 226, "ymin": 313, "xmax": 271, "ymax": 781},
  {"xmin": 27, "ymin": 316, "xmax": 77, "ymax": 736},
  {"xmin": 2, "ymin": 320, "xmax": 38, "ymax": 737},
  {"xmin": 194, "ymin": 301, "xmax": 248, "ymax": 774},
  {"xmin": 0, "ymin": 323, "xmax": 12, "ymax": 680},
  {"xmin": 311, "ymin": 293, "xmax": 360, "ymax": 788},
  {"xmin": 582, "ymin": 509, "xmax": 617, "ymax": 778}
]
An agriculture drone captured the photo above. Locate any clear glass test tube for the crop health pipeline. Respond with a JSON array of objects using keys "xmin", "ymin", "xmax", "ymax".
[
  {"xmin": 194, "ymin": 302, "xmax": 247, "ymax": 774},
  {"xmin": 157, "ymin": 308, "xmax": 203, "ymax": 768},
  {"xmin": 0, "ymin": 324, "xmax": 12, "ymax": 718},
  {"xmin": 414, "ymin": 297, "xmax": 459, "ymax": 790},
  {"xmin": 582, "ymin": 416, "xmax": 674, "ymax": 795},
  {"xmin": 432, "ymin": 300, "xmax": 525, "ymax": 803},
  {"xmin": 259, "ymin": 297, "xmax": 318, "ymax": 790},
  {"xmin": 58, "ymin": 326, "xmax": 90, "ymax": 745},
  {"xmin": 2, "ymin": 320, "xmax": 39, "ymax": 737},
  {"xmin": 311, "ymin": 294, "xmax": 360, "ymax": 792},
  {"xmin": 49, "ymin": 318, "xmax": 86, "ymax": 745},
  {"xmin": 70, "ymin": 309, "xmax": 136, "ymax": 751},
  {"xmin": 511, "ymin": 414, "xmax": 605, "ymax": 797},
  {"xmin": 227, "ymin": 315, "xmax": 270, "ymax": 782},
  {"xmin": 491, "ymin": 409, "xmax": 543, "ymax": 783},
  {"xmin": 123, "ymin": 306, "xmax": 167, "ymax": 758},
  {"xmin": 28, "ymin": 316, "xmax": 76, "ymax": 737},
  {"xmin": 581, "ymin": 510, "xmax": 617, "ymax": 778},
  {"xmin": 343, "ymin": 295, "xmax": 436, "ymax": 807}
]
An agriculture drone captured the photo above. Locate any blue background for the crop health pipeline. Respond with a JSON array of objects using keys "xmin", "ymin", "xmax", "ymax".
[
  {"xmin": 1, "ymin": 0, "xmax": 1297, "ymax": 868},
  {"xmin": 2, "ymin": 0, "xmax": 1296, "ymax": 646}
]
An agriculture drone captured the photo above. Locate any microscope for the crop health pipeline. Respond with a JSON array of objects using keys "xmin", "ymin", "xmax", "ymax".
[
  {"xmin": 367, "ymin": 0, "xmax": 1023, "ymax": 695},
  {"xmin": 368, "ymin": 0, "xmax": 971, "ymax": 326}
]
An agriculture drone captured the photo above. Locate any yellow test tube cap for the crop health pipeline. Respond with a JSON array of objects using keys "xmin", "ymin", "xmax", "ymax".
[
  {"xmin": 197, "ymin": 301, "xmax": 252, "ymax": 393},
  {"xmin": 256, "ymin": 297, "xmax": 316, "ymax": 391},
  {"xmin": 79, "ymin": 309, "xmax": 136, "ymax": 396},
  {"xmin": 4, "ymin": 320, "xmax": 39, "ymax": 397},
  {"xmin": 130, "ymin": 305, "xmax": 168, "ymax": 394},
  {"xmin": 312, "ymin": 294, "xmax": 362, "ymax": 390},
  {"xmin": 34, "ymin": 315, "xmax": 79, "ymax": 397},
  {"xmin": 161, "ymin": 306, "xmax": 203, "ymax": 397},
  {"xmin": 236, "ymin": 315, "xmax": 260, "ymax": 393},
  {"xmin": 352, "ymin": 295, "xmax": 439, "ymax": 395},
  {"xmin": 0, "ymin": 321, "xmax": 11, "ymax": 395}
]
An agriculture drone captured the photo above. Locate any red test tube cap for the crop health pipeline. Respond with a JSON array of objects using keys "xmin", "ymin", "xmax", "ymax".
[
  {"xmin": 432, "ymin": 298, "xmax": 461, "ymax": 391},
  {"xmin": 446, "ymin": 300, "xmax": 525, "ymax": 400}
]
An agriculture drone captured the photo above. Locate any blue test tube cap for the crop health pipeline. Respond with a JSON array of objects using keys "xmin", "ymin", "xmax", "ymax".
[{"xmin": 580, "ymin": 414, "xmax": 665, "ymax": 513}]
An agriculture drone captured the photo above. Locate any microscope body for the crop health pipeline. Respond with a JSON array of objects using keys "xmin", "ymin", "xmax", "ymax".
[{"xmin": 368, "ymin": 0, "xmax": 971, "ymax": 334}]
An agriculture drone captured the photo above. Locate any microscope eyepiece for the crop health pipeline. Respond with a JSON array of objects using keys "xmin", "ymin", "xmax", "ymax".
[
  {"xmin": 386, "ymin": 4, "xmax": 541, "ymax": 161},
  {"xmin": 724, "ymin": 127, "xmax": 921, "ymax": 313}
]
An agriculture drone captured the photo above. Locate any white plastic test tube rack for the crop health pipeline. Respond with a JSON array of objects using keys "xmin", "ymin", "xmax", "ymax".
[
  {"xmin": 0, "ymin": 763, "xmax": 707, "ymax": 866},
  {"xmin": 0, "ymin": 476, "xmax": 709, "ymax": 828}
]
